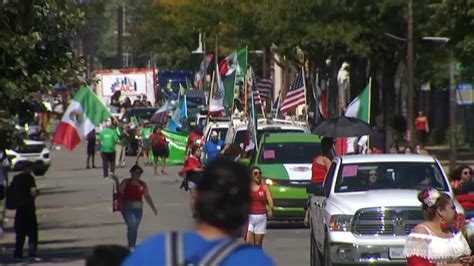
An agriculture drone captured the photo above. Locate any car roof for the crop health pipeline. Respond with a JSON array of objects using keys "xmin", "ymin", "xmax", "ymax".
[
  {"xmin": 263, "ymin": 133, "xmax": 322, "ymax": 143},
  {"xmin": 339, "ymin": 154, "xmax": 437, "ymax": 164}
]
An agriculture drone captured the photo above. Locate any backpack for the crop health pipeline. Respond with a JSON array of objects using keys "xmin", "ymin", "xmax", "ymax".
[
  {"xmin": 5, "ymin": 180, "xmax": 19, "ymax": 210},
  {"xmin": 165, "ymin": 231, "xmax": 249, "ymax": 266}
]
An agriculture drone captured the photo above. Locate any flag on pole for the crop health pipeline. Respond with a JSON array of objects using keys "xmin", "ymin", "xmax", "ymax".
[
  {"xmin": 219, "ymin": 48, "xmax": 247, "ymax": 110},
  {"xmin": 209, "ymin": 61, "xmax": 225, "ymax": 113},
  {"xmin": 279, "ymin": 70, "xmax": 305, "ymax": 113},
  {"xmin": 247, "ymin": 67, "xmax": 263, "ymax": 106},
  {"xmin": 340, "ymin": 83, "xmax": 371, "ymax": 154},
  {"xmin": 257, "ymin": 78, "xmax": 273, "ymax": 102},
  {"xmin": 53, "ymin": 86, "xmax": 111, "ymax": 150},
  {"xmin": 167, "ymin": 85, "xmax": 187, "ymax": 132},
  {"xmin": 194, "ymin": 54, "xmax": 214, "ymax": 89},
  {"xmin": 244, "ymin": 84, "xmax": 258, "ymax": 152},
  {"xmin": 150, "ymin": 101, "xmax": 170, "ymax": 125}
]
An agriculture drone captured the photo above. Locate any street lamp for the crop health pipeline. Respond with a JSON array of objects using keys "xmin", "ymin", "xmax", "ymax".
[{"xmin": 421, "ymin": 37, "xmax": 456, "ymax": 173}]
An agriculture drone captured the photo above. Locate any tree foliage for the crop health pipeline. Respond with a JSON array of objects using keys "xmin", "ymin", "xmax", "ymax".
[{"xmin": 0, "ymin": 0, "xmax": 85, "ymax": 150}]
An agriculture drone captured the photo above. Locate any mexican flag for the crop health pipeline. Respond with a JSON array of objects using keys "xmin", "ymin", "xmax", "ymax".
[
  {"xmin": 53, "ymin": 86, "xmax": 111, "ymax": 150},
  {"xmin": 219, "ymin": 48, "xmax": 247, "ymax": 111},
  {"xmin": 337, "ymin": 83, "xmax": 370, "ymax": 154}
]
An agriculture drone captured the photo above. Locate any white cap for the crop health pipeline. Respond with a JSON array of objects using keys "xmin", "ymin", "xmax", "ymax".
[{"xmin": 211, "ymin": 131, "xmax": 218, "ymax": 137}]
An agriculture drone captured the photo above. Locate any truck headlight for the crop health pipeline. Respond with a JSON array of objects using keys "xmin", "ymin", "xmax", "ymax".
[{"xmin": 329, "ymin": 215, "xmax": 353, "ymax": 232}]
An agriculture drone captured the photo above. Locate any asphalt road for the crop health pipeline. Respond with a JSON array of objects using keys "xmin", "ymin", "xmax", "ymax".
[{"xmin": 0, "ymin": 144, "xmax": 309, "ymax": 265}]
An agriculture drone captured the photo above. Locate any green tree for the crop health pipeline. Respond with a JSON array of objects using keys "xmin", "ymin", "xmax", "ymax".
[{"xmin": 0, "ymin": 0, "xmax": 85, "ymax": 151}]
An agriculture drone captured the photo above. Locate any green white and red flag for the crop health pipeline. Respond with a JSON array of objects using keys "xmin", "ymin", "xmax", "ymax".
[{"xmin": 53, "ymin": 86, "xmax": 111, "ymax": 150}]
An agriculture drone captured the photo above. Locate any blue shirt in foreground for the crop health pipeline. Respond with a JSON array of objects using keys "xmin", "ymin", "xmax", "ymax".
[
  {"xmin": 203, "ymin": 139, "xmax": 224, "ymax": 163},
  {"xmin": 122, "ymin": 231, "xmax": 274, "ymax": 266}
]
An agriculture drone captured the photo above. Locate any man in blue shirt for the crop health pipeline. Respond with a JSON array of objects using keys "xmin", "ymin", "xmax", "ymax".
[
  {"xmin": 203, "ymin": 131, "xmax": 224, "ymax": 164},
  {"xmin": 122, "ymin": 158, "xmax": 274, "ymax": 266}
]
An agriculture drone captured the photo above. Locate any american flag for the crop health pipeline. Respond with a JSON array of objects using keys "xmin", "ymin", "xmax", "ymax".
[
  {"xmin": 150, "ymin": 101, "xmax": 170, "ymax": 125},
  {"xmin": 246, "ymin": 67, "xmax": 263, "ymax": 106},
  {"xmin": 257, "ymin": 78, "xmax": 273, "ymax": 102},
  {"xmin": 279, "ymin": 69, "xmax": 305, "ymax": 113}
]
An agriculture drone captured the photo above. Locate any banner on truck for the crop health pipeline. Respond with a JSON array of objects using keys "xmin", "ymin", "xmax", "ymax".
[{"xmin": 149, "ymin": 129, "xmax": 187, "ymax": 165}]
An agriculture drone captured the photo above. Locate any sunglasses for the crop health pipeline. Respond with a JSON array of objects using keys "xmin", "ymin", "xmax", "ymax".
[{"xmin": 253, "ymin": 171, "xmax": 262, "ymax": 176}]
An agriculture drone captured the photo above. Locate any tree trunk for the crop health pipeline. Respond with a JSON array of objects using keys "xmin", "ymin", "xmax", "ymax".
[{"xmin": 381, "ymin": 56, "xmax": 398, "ymax": 151}]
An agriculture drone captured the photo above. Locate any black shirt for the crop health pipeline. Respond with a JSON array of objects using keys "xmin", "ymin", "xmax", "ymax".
[{"xmin": 11, "ymin": 173, "xmax": 36, "ymax": 209}]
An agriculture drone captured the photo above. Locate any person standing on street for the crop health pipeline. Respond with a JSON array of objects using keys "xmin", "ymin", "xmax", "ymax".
[
  {"xmin": 135, "ymin": 122, "xmax": 152, "ymax": 166},
  {"xmin": 149, "ymin": 126, "xmax": 168, "ymax": 175},
  {"xmin": 122, "ymin": 158, "xmax": 275, "ymax": 266},
  {"xmin": 86, "ymin": 130, "xmax": 97, "ymax": 169},
  {"xmin": 202, "ymin": 131, "xmax": 224, "ymax": 165},
  {"xmin": 110, "ymin": 91, "xmax": 121, "ymax": 113},
  {"xmin": 415, "ymin": 111, "xmax": 429, "ymax": 145},
  {"xmin": 115, "ymin": 123, "xmax": 128, "ymax": 168},
  {"xmin": 111, "ymin": 164, "xmax": 157, "ymax": 249},
  {"xmin": 99, "ymin": 122, "xmax": 118, "ymax": 178},
  {"xmin": 246, "ymin": 166, "xmax": 274, "ymax": 248},
  {"xmin": 10, "ymin": 162, "xmax": 40, "ymax": 261},
  {"xmin": 178, "ymin": 146, "xmax": 203, "ymax": 216}
]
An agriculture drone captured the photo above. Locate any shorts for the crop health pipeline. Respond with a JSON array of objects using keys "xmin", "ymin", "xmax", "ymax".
[
  {"xmin": 247, "ymin": 213, "xmax": 267, "ymax": 234},
  {"xmin": 152, "ymin": 146, "xmax": 169, "ymax": 158},
  {"xmin": 187, "ymin": 180, "xmax": 197, "ymax": 189}
]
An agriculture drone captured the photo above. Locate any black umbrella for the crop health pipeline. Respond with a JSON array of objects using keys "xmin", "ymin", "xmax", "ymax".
[{"xmin": 312, "ymin": 116, "xmax": 375, "ymax": 138}]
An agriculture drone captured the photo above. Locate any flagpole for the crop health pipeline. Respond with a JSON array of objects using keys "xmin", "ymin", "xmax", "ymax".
[
  {"xmin": 315, "ymin": 71, "xmax": 320, "ymax": 123},
  {"xmin": 244, "ymin": 71, "xmax": 248, "ymax": 115},
  {"xmin": 367, "ymin": 77, "xmax": 372, "ymax": 153},
  {"xmin": 207, "ymin": 70, "xmax": 216, "ymax": 124},
  {"xmin": 301, "ymin": 66, "xmax": 309, "ymax": 124},
  {"xmin": 230, "ymin": 70, "xmax": 237, "ymax": 117}
]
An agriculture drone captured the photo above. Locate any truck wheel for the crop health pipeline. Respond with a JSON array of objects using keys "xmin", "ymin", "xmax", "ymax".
[{"xmin": 323, "ymin": 232, "xmax": 333, "ymax": 266}]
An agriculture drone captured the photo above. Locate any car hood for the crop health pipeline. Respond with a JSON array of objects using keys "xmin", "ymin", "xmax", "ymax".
[
  {"xmin": 328, "ymin": 189, "xmax": 423, "ymax": 214},
  {"xmin": 259, "ymin": 164, "xmax": 312, "ymax": 180}
]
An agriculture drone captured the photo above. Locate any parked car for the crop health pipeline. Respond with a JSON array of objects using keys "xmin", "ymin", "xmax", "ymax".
[
  {"xmin": 308, "ymin": 154, "xmax": 463, "ymax": 265},
  {"xmin": 251, "ymin": 132, "xmax": 322, "ymax": 220},
  {"xmin": 5, "ymin": 140, "xmax": 51, "ymax": 176}
]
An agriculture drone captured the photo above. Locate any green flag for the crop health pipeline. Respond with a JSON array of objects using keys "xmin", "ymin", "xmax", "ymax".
[{"xmin": 345, "ymin": 83, "xmax": 370, "ymax": 122}]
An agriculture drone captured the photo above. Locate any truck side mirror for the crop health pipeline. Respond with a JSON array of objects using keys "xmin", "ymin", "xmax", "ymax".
[{"xmin": 307, "ymin": 183, "xmax": 324, "ymax": 196}]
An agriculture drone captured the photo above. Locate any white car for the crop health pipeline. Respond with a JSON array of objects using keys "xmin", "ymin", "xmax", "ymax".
[
  {"xmin": 308, "ymin": 154, "xmax": 462, "ymax": 265},
  {"xmin": 5, "ymin": 140, "xmax": 51, "ymax": 176}
]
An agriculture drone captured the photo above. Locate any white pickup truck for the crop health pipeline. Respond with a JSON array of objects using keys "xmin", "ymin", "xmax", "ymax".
[{"xmin": 308, "ymin": 154, "xmax": 463, "ymax": 265}]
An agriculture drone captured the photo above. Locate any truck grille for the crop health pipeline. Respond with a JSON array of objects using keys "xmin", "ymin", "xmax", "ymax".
[{"xmin": 352, "ymin": 207, "xmax": 422, "ymax": 236}]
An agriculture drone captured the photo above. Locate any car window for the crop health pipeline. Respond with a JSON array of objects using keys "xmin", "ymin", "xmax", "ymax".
[
  {"xmin": 334, "ymin": 162, "xmax": 448, "ymax": 193},
  {"xmin": 206, "ymin": 128, "xmax": 228, "ymax": 142},
  {"xmin": 323, "ymin": 162, "xmax": 337, "ymax": 197},
  {"xmin": 233, "ymin": 128, "xmax": 305, "ymax": 149},
  {"xmin": 258, "ymin": 142, "xmax": 321, "ymax": 164}
]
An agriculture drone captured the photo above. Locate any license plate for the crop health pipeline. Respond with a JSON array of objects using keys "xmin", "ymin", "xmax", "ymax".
[{"xmin": 388, "ymin": 247, "xmax": 404, "ymax": 259}]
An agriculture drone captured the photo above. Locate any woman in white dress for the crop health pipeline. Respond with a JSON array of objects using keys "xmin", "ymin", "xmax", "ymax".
[{"xmin": 404, "ymin": 188, "xmax": 473, "ymax": 265}]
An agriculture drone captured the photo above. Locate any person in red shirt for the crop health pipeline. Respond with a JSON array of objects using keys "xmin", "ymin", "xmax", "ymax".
[
  {"xmin": 149, "ymin": 126, "xmax": 168, "ymax": 176},
  {"xmin": 311, "ymin": 137, "xmax": 333, "ymax": 184},
  {"xmin": 178, "ymin": 146, "xmax": 204, "ymax": 216},
  {"xmin": 111, "ymin": 164, "xmax": 157, "ymax": 248},
  {"xmin": 245, "ymin": 166, "xmax": 274, "ymax": 248},
  {"xmin": 185, "ymin": 125, "xmax": 203, "ymax": 156},
  {"xmin": 415, "ymin": 111, "xmax": 429, "ymax": 145}
]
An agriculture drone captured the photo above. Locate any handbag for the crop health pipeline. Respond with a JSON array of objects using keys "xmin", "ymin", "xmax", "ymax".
[{"xmin": 113, "ymin": 184, "xmax": 124, "ymax": 212}]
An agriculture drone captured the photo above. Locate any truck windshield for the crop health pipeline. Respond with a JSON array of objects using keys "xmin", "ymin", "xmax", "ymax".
[
  {"xmin": 258, "ymin": 142, "xmax": 321, "ymax": 164},
  {"xmin": 234, "ymin": 128, "xmax": 305, "ymax": 149},
  {"xmin": 334, "ymin": 162, "xmax": 448, "ymax": 193}
]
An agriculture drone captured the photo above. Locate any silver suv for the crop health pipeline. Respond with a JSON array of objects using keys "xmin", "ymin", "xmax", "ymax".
[{"xmin": 5, "ymin": 140, "xmax": 51, "ymax": 176}]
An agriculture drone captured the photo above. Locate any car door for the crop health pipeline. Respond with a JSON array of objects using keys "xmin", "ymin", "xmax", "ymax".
[{"xmin": 314, "ymin": 162, "xmax": 337, "ymax": 250}]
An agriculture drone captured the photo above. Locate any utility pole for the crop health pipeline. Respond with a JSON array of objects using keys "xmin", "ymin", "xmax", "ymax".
[
  {"xmin": 406, "ymin": 0, "xmax": 415, "ymax": 147},
  {"xmin": 117, "ymin": 5, "xmax": 124, "ymax": 69}
]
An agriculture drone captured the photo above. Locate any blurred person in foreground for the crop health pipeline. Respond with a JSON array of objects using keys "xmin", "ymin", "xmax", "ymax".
[
  {"xmin": 123, "ymin": 158, "xmax": 274, "ymax": 266},
  {"xmin": 86, "ymin": 244, "xmax": 129, "ymax": 266},
  {"xmin": 404, "ymin": 188, "xmax": 472, "ymax": 265}
]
